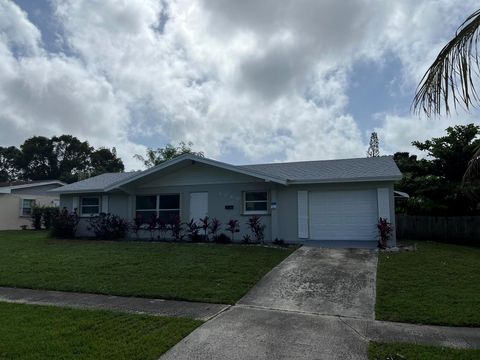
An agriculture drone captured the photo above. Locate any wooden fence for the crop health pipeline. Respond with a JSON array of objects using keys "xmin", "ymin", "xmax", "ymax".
[{"xmin": 395, "ymin": 215, "xmax": 480, "ymax": 245}]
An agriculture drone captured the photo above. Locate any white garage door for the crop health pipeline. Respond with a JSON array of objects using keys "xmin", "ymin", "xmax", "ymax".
[{"xmin": 309, "ymin": 189, "xmax": 378, "ymax": 241}]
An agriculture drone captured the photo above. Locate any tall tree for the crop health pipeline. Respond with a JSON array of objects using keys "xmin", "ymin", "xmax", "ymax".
[
  {"xmin": 394, "ymin": 124, "xmax": 480, "ymax": 215},
  {"xmin": 0, "ymin": 146, "xmax": 22, "ymax": 182},
  {"xmin": 0, "ymin": 135, "xmax": 125, "ymax": 183},
  {"xmin": 89, "ymin": 147, "xmax": 124, "ymax": 177},
  {"xmin": 17, "ymin": 136, "xmax": 56, "ymax": 181},
  {"xmin": 134, "ymin": 141, "xmax": 204, "ymax": 168},
  {"xmin": 366, "ymin": 132, "xmax": 380, "ymax": 157},
  {"xmin": 413, "ymin": 9, "xmax": 480, "ymax": 184}
]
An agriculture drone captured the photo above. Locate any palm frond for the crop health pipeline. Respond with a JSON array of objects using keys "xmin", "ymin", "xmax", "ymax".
[
  {"xmin": 463, "ymin": 143, "xmax": 480, "ymax": 182},
  {"xmin": 413, "ymin": 9, "xmax": 480, "ymax": 117}
]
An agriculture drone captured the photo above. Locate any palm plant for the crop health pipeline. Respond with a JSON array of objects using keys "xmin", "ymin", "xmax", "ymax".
[{"xmin": 413, "ymin": 9, "xmax": 480, "ymax": 184}]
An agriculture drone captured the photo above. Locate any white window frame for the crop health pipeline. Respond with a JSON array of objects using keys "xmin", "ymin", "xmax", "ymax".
[
  {"xmin": 20, "ymin": 199, "xmax": 35, "ymax": 217},
  {"xmin": 243, "ymin": 191, "xmax": 269, "ymax": 215},
  {"xmin": 135, "ymin": 194, "xmax": 181, "ymax": 224},
  {"xmin": 158, "ymin": 194, "xmax": 181, "ymax": 223},
  {"xmin": 80, "ymin": 196, "xmax": 101, "ymax": 217},
  {"xmin": 135, "ymin": 195, "xmax": 157, "ymax": 224}
]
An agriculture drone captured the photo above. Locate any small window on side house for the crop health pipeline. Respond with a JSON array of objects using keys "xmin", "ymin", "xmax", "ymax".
[
  {"xmin": 21, "ymin": 199, "xmax": 35, "ymax": 217},
  {"xmin": 244, "ymin": 191, "xmax": 269, "ymax": 214},
  {"xmin": 80, "ymin": 197, "xmax": 100, "ymax": 216}
]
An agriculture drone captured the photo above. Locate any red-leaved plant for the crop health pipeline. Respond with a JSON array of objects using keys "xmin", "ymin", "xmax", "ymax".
[
  {"xmin": 226, "ymin": 219, "xmax": 240, "ymax": 242},
  {"xmin": 208, "ymin": 218, "xmax": 221, "ymax": 241},
  {"xmin": 377, "ymin": 217, "xmax": 394, "ymax": 249},
  {"xmin": 247, "ymin": 215, "xmax": 266, "ymax": 244},
  {"xmin": 199, "ymin": 216, "xmax": 210, "ymax": 241}
]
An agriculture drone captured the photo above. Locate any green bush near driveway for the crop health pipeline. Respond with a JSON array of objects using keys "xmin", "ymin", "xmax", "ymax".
[
  {"xmin": 376, "ymin": 241, "xmax": 480, "ymax": 326},
  {"xmin": 0, "ymin": 301, "xmax": 201, "ymax": 360},
  {"xmin": 368, "ymin": 342, "xmax": 480, "ymax": 360},
  {"xmin": 0, "ymin": 231, "xmax": 294, "ymax": 304}
]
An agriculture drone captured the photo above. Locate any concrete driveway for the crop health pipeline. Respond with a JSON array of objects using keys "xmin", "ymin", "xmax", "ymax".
[
  {"xmin": 238, "ymin": 246, "xmax": 378, "ymax": 319},
  {"xmin": 161, "ymin": 246, "xmax": 378, "ymax": 360}
]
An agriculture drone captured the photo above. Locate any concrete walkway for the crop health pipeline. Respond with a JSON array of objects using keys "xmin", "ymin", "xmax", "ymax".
[
  {"xmin": 238, "ymin": 247, "xmax": 378, "ymax": 319},
  {"xmin": 0, "ymin": 287, "xmax": 229, "ymax": 321},
  {"xmin": 162, "ymin": 246, "xmax": 480, "ymax": 359}
]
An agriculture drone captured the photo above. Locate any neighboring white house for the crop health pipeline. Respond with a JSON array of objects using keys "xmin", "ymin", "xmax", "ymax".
[
  {"xmin": 0, "ymin": 180, "xmax": 65, "ymax": 230},
  {"xmin": 52, "ymin": 155, "xmax": 402, "ymax": 248}
]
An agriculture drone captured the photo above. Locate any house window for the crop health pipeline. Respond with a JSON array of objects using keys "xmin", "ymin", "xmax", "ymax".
[
  {"xmin": 80, "ymin": 197, "xmax": 100, "ymax": 216},
  {"xmin": 158, "ymin": 194, "xmax": 180, "ymax": 224},
  {"xmin": 21, "ymin": 199, "xmax": 35, "ymax": 216},
  {"xmin": 244, "ymin": 191, "xmax": 269, "ymax": 214},
  {"xmin": 135, "ymin": 194, "xmax": 180, "ymax": 224},
  {"xmin": 136, "ymin": 195, "xmax": 157, "ymax": 224}
]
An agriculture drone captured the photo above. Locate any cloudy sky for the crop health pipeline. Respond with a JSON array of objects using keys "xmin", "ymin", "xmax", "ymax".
[{"xmin": 1, "ymin": 0, "xmax": 479, "ymax": 170}]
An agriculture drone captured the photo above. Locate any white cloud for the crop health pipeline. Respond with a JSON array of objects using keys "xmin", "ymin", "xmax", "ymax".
[{"xmin": 1, "ymin": 0, "xmax": 479, "ymax": 170}]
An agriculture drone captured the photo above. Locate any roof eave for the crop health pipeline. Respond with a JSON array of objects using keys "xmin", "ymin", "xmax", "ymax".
[
  {"xmin": 288, "ymin": 175, "xmax": 402, "ymax": 185},
  {"xmin": 50, "ymin": 189, "xmax": 105, "ymax": 195}
]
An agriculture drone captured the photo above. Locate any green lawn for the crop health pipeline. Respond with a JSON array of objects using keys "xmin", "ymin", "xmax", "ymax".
[
  {"xmin": 368, "ymin": 342, "xmax": 480, "ymax": 360},
  {"xmin": 376, "ymin": 241, "xmax": 480, "ymax": 326},
  {"xmin": 0, "ymin": 301, "xmax": 201, "ymax": 360},
  {"xmin": 0, "ymin": 231, "xmax": 293, "ymax": 304}
]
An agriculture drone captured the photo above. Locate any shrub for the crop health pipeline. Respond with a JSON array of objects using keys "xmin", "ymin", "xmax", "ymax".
[
  {"xmin": 168, "ymin": 216, "xmax": 184, "ymax": 241},
  {"xmin": 50, "ymin": 207, "xmax": 79, "ymax": 239},
  {"xmin": 208, "ymin": 218, "xmax": 221, "ymax": 242},
  {"xmin": 88, "ymin": 213, "xmax": 129, "ymax": 240},
  {"xmin": 131, "ymin": 214, "xmax": 143, "ymax": 238},
  {"xmin": 377, "ymin": 217, "xmax": 394, "ymax": 249},
  {"xmin": 247, "ymin": 215, "xmax": 266, "ymax": 244},
  {"xmin": 31, "ymin": 206, "xmax": 43, "ymax": 230},
  {"xmin": 31, "ymin": 206, "xmax": 58, "ymax": 230},
  {"xmin": 215, "ymin": 233, "xmax": 231, "ymax": 244},
  {"xmin": 242, "ymin": 234, "xmax": 252, "ymax": 244},
  {"xmin": 226, "ymin": 219, "xmax": 240, "ymax": 242},
  {"xmin": 42, "ymin": 207, "xmax": 56, "ymax": 230},
  {"xmin": 186, "ymin": 218, "xmax": 202, "ymax": 242},
  {"xmin": 199, "ymin": 216, "xmax": 210, "ymax": 241},
  {"xmin": 157, "ymin": 219, "xmax": 168, "ymax": 241},
  {"xmin": 147, "ymin": 214, "xmax": 158, "ymax": 241},
  {"xmin": 273, "ymin": 238, "xmax": 286, "ymax": 246}
]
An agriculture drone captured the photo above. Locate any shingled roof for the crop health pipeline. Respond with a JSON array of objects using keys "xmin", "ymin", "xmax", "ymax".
[{"xmin": 51, "ymin": 155, "xmax": 401, "ymax": 193}]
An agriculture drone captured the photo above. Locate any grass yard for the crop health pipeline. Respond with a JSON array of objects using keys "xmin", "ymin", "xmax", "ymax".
[
  {"xmin": 0, "ymin": 301, "xmax": 201, "ymax": 360},
  {"xmin": 0, "ymin": 231, "xmax": 294, "ymax": 304},
  {"xmin": 376, "ymin": 241, "xmax": 480, "ymax": 326},
  {"xmin": 368, "ymin": 342, "xmax": 480, "ymax": 360}
]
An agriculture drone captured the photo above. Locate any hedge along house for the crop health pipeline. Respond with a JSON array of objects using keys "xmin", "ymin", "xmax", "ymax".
[{"xmin": 51, "ymin": 154, "xmax": 402, "ymax": 248}]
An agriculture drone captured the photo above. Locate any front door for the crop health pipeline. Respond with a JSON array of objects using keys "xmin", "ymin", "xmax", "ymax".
[{"xmin": 189, "ymin": 192, "xmax": 208, "ymax": 222}]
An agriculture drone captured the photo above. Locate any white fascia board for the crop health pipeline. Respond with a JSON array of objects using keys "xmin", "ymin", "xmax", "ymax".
[
  {"xmin": 288, "ymin": 175, "xmax": 402, "ymax": 185},
  {"xmin": 49, "ymin": 189, "xmax": 105, "ymax": 195}
]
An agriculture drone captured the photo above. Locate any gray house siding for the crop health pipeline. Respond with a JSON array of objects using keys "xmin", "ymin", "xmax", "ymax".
[{"xmin": 56, "ymin": 157, "xmax": 399, "ymax": 246}]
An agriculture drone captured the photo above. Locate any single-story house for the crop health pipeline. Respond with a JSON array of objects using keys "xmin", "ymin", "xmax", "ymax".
[
  {"xmin": 52, "ymin": 154, "xmax": 402, "ymax": 247},
  {"xmin": 0, "ymin": 180, "xmax": 65, "ymax": 230}
]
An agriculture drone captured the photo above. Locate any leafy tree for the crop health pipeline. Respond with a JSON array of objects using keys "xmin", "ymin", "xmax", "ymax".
[
  {"xmin": 413, "ymin": 9, "xmax": 480, "ymax": 184},
  {"xmin": 89, "ymin": 147, "xmax": 124, "ymax": 177},
  {"xmin": 0, "ymin": 146, "xmax": 22, "ymax": 182},
  {"xmin": 367, "ymin": 132, "xmax": 380, "ymax": 157},
  {"xmin": 17, "ymin": 136, "xmax": 57, "ymax": 181},
  {"xmin": 134, "ymin": 141, "xmax": 204, "ymax": 168},
  {"xmin": 394, "ymin": 124, "xmax": 480, "ymax": 215},
  {"xmin": 0, "ymin": 135, "xmax": 125, "ymax": 183}
]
